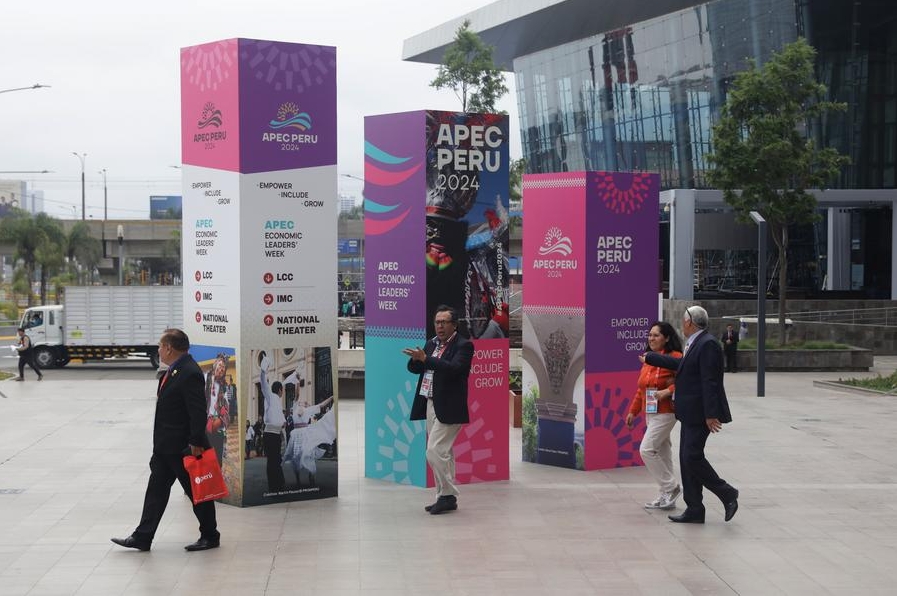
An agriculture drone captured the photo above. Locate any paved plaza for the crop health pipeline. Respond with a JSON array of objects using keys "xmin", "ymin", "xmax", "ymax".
[{"xmin": 1, "ymin": 360, "xmax": 897, "ymax": 595}]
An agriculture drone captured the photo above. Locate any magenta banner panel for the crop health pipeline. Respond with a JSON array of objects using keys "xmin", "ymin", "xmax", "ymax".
[
  {"xmin": 522, "ymin": 172, "xmax": 658, "ymax": 471},
  {"xmin": 365, "ymin": 111, "xmax": 510, "ymax": 487},
  {"xmin": 181, "ymin": 39, "xmax": 241, "ymax": 172}
]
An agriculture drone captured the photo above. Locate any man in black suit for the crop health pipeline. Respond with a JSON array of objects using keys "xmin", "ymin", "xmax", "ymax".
[
  {"xmin": 645, "ymin": 306, "xmax": 739, "ymax": 524},
  {"xmin": 723, "ymin": 323, "xmax": 739, "ymax": 373},
  {"xmin": 404, "ymin": 305, "xmax": 474, "ymax": 515},
  {"xmin": 112, "ymin": 328, "xmax": 220, "ymax": 551}
]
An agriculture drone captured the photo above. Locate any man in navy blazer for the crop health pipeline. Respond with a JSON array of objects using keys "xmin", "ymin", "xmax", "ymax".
[
  {"xmin": 112, "ymin": 328, "xmax": 220, "ymax": 551},
  {"xmin": 404, "ymin": 305, "xmax": 474, "ymax": 515},
  {"xmin": 645, "ymin": 306, "xmax": 739, "ymax": 523}
]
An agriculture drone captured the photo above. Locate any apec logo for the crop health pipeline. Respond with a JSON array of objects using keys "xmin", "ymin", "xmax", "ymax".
[
  {"xmin": 538, "ymin": 227, "xmax": 572, "ymax": 257},
  {"xmin": 261, "ymin": 102, "xmax": 318, "ymax": 151},
  {"xmin": 193, "ymin": 102, "xmax": 227, "ymax": 146},
  {"xmin": 532, "ymin": 226, "xmax": 578, "ymax": 272}
]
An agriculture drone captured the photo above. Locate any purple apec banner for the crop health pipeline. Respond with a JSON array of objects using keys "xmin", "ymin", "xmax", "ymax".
[
  {"xmin": 585, "ymin": 172, "xmax": 660, "ymax": 374},
  {"xmin": 364, "ymin": 111, "xmax": 510, "ymax": 487},
  {"xmin": 583, "ymin": 171, "xmax": 659, "ymax": 470},
  {"xmin": 238, "ymin": 39, "xmax": 337, "ymax": 174},
  {"xmin": 364, "ymin": 111, "xmax": 427, "ymax": 331}
]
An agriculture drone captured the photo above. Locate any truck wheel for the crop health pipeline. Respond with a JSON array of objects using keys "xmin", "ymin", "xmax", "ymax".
[
  {"xmin": 149, "ymin": 350, "xmax": 160, "ymax": 369},
  {"xmin": 34, "ymin": 347, "xmax": 56, "ymax": 369}
]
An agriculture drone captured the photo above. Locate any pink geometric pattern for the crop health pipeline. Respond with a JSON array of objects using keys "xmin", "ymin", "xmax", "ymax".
[{"xmin": 594, "ymin": 172, "xmax": 652, "ymax": 215}]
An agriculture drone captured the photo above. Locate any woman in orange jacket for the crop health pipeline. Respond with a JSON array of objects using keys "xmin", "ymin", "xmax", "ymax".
[{"xmin": 627, "ymin": 321, "xmax": 683, "ymax": 510}]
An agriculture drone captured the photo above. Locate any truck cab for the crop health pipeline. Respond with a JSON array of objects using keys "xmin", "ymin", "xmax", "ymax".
[{"xmin": 19, "ymin": 305, "xmax": 65, "ymax": 368}]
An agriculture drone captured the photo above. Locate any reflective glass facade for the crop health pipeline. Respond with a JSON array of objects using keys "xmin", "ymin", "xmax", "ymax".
[
  {"xmin": 513, "ymin": 0, "xmax": 897, "ymax": 297},
  {"xmin": 514, "ymin": 0, "xmax": 897, "ymax": 193}
]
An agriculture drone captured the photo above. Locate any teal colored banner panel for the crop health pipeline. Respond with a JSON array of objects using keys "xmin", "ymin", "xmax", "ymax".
[{"xmin": 364, "ymin": 333, "xmax": 428, "ymax": 486}]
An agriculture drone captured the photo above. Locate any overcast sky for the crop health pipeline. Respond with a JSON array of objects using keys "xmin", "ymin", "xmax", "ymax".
[{"xmin": 2, "ymin": 0, "xmax": 518, "ymax": 220}]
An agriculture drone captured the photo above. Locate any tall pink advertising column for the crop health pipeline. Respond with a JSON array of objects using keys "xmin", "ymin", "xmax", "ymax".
[
  {"xmin": 180, "ymin": 39, "xmax": 338, "ymax": 506},
  {"xmin": 522, "ymin": 172, "xmax": 659, "ymax": 470},
  {"xmin": 363, "ymin": 111, "xmax": 510, "ymax": 487}
]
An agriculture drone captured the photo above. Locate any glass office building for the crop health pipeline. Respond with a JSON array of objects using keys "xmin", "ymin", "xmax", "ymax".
[
  {"xmin": 514, "ymin": 0, "xmax": 897, "ymax": 192},
  {"xmin": 405, "ymin": 0, "xmax": 897, "ymax": 298}
]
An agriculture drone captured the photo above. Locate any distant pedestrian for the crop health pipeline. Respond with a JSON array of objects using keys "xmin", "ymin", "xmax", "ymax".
[
  {"xmin": 245, "ymin": 420, "xmax": 255, "ymax": 459},
  {"xmin": 15, "ymin": 327, "xmax": 42, "ymax": 381},
  {"xmin": 723, "ymin": 323, "xmax": 739, "ymax": 373}
]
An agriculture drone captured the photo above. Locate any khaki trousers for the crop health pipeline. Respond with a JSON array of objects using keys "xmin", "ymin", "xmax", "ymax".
[
  {"xmin": 426, "ymin": 399, "xmax": 463, "ymax": 498},
  {"xmin": 639, "ymin": 413, "xmax": 678, "ymax": 494}
]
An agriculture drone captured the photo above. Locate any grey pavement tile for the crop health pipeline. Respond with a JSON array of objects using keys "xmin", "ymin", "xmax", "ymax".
[{"xmin": 2, "ymin": 362, "xmax": 897, "ymax": 594}]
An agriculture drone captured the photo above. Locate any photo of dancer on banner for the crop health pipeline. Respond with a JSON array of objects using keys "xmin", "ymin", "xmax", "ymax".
[
  {"xmin": 190, "ymin": 345, "xmax": 240, "ymax": 504},
  {"xmin": 245, "ymin": 347, "xmax": 336, "ymax": 505},
  {"xmin": 425, "ymin": 111, "xmax": 510, "ymax": 341}
]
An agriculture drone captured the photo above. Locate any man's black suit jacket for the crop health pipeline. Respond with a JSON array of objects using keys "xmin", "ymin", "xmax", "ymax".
[
  {"xmin": 408, "ymin": 334, "xmax": 474, "ymax": 425},
  {"xmin": 645, "ymin": 331, "xmax": 732, "ymax": 426},
  {"xmin": 153, "ymin": 354, "xmax": 210, "ymax": 454},
  {"xmin": 723, "ymin": 328, "xmax": 739, "ymax": 347}
]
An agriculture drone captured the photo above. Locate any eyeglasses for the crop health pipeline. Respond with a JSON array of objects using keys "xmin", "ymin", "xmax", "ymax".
[{"xmin": 434, "ymin": 319, "xmax": 454, "ymax": 326}]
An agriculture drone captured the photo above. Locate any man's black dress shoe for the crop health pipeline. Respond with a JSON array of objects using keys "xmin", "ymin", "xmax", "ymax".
[
  {"xmin": 724, "ymin": 499, "xmax": 739, "ymax": 522},
  {"xmin": 428, "ymin": 496, "xmax": 458, "ymax": 515},
  {"xmin": 110, "ymin": 536, "xmax": 151, "ymax": 551},
  {"xmin": 425, "ymin": 495, "xmax": 456, "ymax": 512},
  {"xmin": 668, "ymin": 512, "xmax": 705, "ymax": 524},
  {"xmin": 184, "ymin": 537, "xmax": 220, "ymax": 551}
]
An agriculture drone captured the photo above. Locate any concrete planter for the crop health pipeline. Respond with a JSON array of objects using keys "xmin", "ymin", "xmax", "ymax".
[{"xmin": 735, "ymin": 347, "xmax": 872, "ymax": 372}]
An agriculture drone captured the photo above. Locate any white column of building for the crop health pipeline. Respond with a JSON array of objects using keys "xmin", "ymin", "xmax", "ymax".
[
  {"xmin": 826, "ymin": 207, "xmax": 851, "ymax": 291},
  {"xmin": 668, "ymin": 189, "xmax": 695, "ymax": 300},
  {"xmin": 892, "ymin": 200, "xmax": 897, "ymax": 300}
]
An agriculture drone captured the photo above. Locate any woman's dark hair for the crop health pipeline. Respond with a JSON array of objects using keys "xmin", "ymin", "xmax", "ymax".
[{"xmin": 650, "ymin": 321, "xmax": 683, "ymax": 353}]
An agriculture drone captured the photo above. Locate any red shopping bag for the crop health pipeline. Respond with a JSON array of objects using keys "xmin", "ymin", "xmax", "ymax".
[{"xmin": 182, "ymin": 449, "xmax": 229, "ymax": 505}]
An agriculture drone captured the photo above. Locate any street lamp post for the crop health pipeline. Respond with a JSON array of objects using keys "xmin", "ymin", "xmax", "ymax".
[
  {"xmin": 0, "ymin": 84, "xmax": 51, "ymax": 95},
  {"xmin": 72, "ymin": 152, "xmax": 87, "ymax": 220},
  {"xmin": 117, "ymin": 225, "xmax": 125, "ymax": 286},
  {"xmin": 99, "ymin": 168, "xmax": 108, "ymax": 221},
  {"xmin": 749, "ymin": 211, "xmax": 767, "ymax": 398}
]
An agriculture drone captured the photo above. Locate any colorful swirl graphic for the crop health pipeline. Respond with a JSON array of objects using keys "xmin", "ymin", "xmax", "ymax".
[{"xmin": 363, "ymin": 140, "xmax": 421, "ymax": 236}]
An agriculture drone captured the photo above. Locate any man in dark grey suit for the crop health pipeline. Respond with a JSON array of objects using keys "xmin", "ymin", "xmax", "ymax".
[
  {"xmin": 645, "ymin": 305, "xmax": 739, "ymax": 523},
  {"xmin": 404, "ymin": 305, "xmax": 474, "ymax": 515},
  {"xmin": 111, "ymin": 328, "xmax": 220, "ymax": 551}
]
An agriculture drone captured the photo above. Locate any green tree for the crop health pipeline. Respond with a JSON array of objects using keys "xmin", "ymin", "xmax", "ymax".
[
  {"xmin": 430, "ymin": 19, "xmax": 508, "ymax": 113},
  {"xmin": 65, "ymin": 221, "xmax": 102, "ymax": 284},
  {"xmin": 707, "ymin": 38, "xmax": 849, "ymax": 344},
  {"xmin": 0, "ymin": 211, "xmax": 73, "ymax": 305},
  {"xmin": 161, "ymin": 228, "xmax": 182, "ymax": 278},
  {"xmin": 33, "ymin": 213, "xmax": 66, "ymax": 304},
  {"xmin": 338, "ymin": 204, "xmax": 363, "ymax": 221},
  {"xmin": 508, "ymin": 158, "xmax": 525, "ymax": 233}
]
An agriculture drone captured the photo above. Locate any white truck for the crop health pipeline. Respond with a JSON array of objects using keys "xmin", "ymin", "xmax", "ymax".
[{"xmin": 18, "ymin": 286, "xmax": 183, "ymax": 369}]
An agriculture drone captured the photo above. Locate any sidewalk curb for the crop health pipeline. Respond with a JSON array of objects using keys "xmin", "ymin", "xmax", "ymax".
[{"xmin": 813, "ymin": 379, "xmax": 897, "ymax": 397}]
